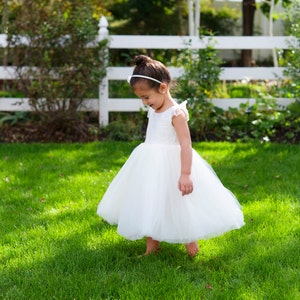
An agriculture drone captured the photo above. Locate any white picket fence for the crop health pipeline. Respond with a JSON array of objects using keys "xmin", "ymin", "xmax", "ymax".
[{"xmin": 0, "ymin": 16, "xmax": 296, "ymax": 126}]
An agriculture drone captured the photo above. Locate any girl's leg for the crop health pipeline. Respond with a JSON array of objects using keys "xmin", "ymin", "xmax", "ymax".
[
  {"xmin": 145, "ymin": 237, "xmax": 160, "ymax": 255},
  {"xmin": 185, "ymin": 241, "xmax": 199, "ymax": 257}
]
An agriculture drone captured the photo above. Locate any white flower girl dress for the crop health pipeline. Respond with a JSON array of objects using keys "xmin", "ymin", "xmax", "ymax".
[{"xmin": 97, "ymin": 101, "xmax": 244, "ymax": 243}]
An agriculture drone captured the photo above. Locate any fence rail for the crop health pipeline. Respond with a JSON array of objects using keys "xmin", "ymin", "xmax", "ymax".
[
  {"xmin": 99, "ymin": 32, "xmax": 295, "ymax": 125},
  {"xmin": 0, "ymin": 17, "xmax": 296, "ymax": 125},
  {"xmin": 108, "ymin": 35, "xmax": 294, "ymax": 50}
]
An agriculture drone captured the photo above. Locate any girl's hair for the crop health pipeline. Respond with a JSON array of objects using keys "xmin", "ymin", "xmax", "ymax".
[{"xmin": 130, "ymin": 55, "xmax": 172, "ymax": 90}]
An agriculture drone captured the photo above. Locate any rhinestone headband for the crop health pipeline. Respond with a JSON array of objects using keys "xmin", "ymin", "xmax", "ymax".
[{"xmin": 127, "ymin": 75, "xmax": 162, "ymax": 84}]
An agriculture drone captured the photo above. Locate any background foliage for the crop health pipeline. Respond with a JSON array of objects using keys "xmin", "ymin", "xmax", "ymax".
[
  {"xmin": 106, "ymin": 0, "xmax": 239, "ymax": 36},
  {"xmin": 0, "ymin": 0, "xmax": 299, "ymax": 144},
  {"xmin": 282, "ymin": 0, "xmax": 300, "ymax": 101},
  {"xmin": 3, "ymin": 0, "xmax": 108, "ymax": 140},
  {"xmin": 174, "ymin": 36, "xmax": 223, "ymax": 140}
]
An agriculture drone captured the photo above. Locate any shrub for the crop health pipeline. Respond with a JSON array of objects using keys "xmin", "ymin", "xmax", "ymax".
[
  {"xmin": 5, "ymin": 0, "xmax": 108, "ymax": 140},
  {"xmin": 174, "ymin": 35, "xmax": 223, "ymax": 140},
  {"xmin": 102, "ymin": 111, "xmax": 147, "ymax": 141},
  {"xmin": 283, "ymin": 1, "xmax": 300, "ymax": 101},
  {"xmin": 212, "ymin": 94, "xmax": 299, "ymax": 144},
  {"xmin": 174, "ymin": 34, "xmax": 299, "ymax": 144},
  {"xmin": 0, "ymin": 111, "xmax": 29, "ymax": 126}
]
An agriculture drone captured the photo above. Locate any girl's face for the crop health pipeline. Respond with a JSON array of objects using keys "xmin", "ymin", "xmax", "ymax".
[{"xmin": 133, "ymin": 81, "xmax": 167, "ymax": 112}]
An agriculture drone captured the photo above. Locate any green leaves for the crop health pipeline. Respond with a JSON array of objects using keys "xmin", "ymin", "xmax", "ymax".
[
  {"xmin": 284, "ymin": 2, "xmax": 300, "ymax": 101},
  {"xmin": 5, "ymin": 0, "xmax": 108, "ymax": 135},
  {"xmin": 175, "ymin": 35, "xmax": 223, "ymax": 140}
]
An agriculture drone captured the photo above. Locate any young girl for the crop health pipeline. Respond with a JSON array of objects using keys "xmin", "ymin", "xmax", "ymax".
[{"xmin": 97, "ymin": 55, "xmax": 244, "ymax": 257}]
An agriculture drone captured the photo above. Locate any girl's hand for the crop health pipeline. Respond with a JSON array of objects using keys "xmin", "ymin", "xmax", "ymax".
[{"xmin": 178, "ymin": 174, "xmax": 193, "ymax": 196}]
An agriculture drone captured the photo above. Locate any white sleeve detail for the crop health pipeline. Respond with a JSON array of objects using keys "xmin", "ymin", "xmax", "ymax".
[{"xmin": 173, "ymin": 100, "xmax": 189, "ymax": 121}]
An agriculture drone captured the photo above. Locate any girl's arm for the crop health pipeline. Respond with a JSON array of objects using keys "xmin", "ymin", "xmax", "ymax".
[{"xmin": 172, "ymin": 112, "xmax": 193, "ymax": 196}]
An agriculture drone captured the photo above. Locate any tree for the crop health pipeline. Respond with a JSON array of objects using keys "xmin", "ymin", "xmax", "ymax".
[
  {"xmin": 241, "ymin": 0, "xmax": 292, "ymax": 66},
  {"xmin": 107, "ymin": 0, "xmax": 188, "ymax": 35},
  {"xmin": 241, "ymin": 0, "xmax": 256, "ymax": 66},
  {"xmin": 5, "ymin": 0, "xmax": 108, "ymax": 140}
]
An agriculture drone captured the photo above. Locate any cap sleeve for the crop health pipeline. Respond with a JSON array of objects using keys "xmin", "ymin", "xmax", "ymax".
[{"xmin": 173, "ymin": 100, "xmax": 189, "ymax": 121}]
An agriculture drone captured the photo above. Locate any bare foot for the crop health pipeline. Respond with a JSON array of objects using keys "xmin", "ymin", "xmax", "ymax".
[
  {"xmin": 185, "ymin": 241, "xmax": 199, "ymax": 257},
  {"xmin": 145, "ymin": 237, "xmax": 160, "ymax": 255}
]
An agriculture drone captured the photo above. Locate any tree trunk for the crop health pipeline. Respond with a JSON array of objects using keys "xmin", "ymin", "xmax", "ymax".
[
  {"xmin": 177, "ymin": 0, "xmax": 186, "ymax": 35},
  {"xmin": 241, "ymin": 0, "xmax": 256, "ymax": 66}
]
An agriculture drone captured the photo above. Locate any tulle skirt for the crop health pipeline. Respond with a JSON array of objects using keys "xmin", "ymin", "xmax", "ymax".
[{"xmin": 97, "ymin": 143, "xmax": 244, "ymax": 243}]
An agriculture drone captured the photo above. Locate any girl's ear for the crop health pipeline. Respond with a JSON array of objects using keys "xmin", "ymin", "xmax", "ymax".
[{"xmin": 159, "ymin": 83, "xmax": 168, "ymax": 94}]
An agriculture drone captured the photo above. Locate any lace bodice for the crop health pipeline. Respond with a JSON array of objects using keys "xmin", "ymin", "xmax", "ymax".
[{"xmin": 145, "ymin": 101, "xmax": 188, "ymax": 145}]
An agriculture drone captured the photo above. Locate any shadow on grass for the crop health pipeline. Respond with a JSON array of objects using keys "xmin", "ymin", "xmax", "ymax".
[
  {"xmin": 2, "ymin": 217, "xmax": 299, "ymax": 299},
  {"xmin": 1, "ymin": 142, "xmax": 299, "ymax": 298},
  {"xmin": 0, "ymin": 142, "xmax": 138, "ymax": 235},
  {"xmin": 1, "ymin": 141, "xmax": 299, "ymax": 205},
  {"xmin": 194, "ymin": 142, "xmax": 300, "ymax": 204}
]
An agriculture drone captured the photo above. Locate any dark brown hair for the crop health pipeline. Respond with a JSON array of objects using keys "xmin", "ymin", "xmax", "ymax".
[{"xmin": 129, "ymin": 55, "xmax": 172, "ymax": 90}]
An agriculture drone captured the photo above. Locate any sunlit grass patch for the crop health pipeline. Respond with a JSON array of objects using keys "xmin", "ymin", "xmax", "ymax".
[{"xmin": 0, "ymin": 141, "xmax": 299, "ymax": 299}]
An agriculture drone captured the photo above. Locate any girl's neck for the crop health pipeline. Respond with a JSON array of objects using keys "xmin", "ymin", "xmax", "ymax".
[{"xmin": 155, "ymin": 93, "xmax": 175, "ymax": 113}]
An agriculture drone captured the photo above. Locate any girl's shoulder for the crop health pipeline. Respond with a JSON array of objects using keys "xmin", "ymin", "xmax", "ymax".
[{"xmin": 172, "ymin": 101, "xmax": 189, "ymax": 121}]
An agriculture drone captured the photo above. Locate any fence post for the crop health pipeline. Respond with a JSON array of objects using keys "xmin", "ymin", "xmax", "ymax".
[{"xmin": 98, "ymin": 16, "xmax": 109, "ymax": 126}]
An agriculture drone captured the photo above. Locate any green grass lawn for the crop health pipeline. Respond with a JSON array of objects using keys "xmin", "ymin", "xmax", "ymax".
[{"xmin": 0, "ymin": 141, "xmax": 299, "ymax": 300}]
